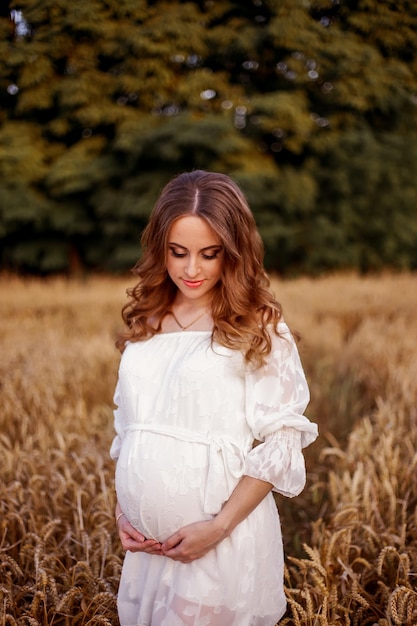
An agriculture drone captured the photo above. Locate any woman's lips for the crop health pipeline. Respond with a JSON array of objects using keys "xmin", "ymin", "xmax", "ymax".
[{"xmin": 182, "ymin": 279, "xmax": 204, "ymax": 288}]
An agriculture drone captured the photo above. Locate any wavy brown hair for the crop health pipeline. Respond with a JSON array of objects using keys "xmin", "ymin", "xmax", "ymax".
[{"xmin": 116, "ymin": 170, "xmax": 283, "ymax": 367}]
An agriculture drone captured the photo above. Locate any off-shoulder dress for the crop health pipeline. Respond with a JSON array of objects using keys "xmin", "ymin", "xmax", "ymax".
[{"xmin": 110, "ymin": 322, "xmax": 318, "ymax": 626}]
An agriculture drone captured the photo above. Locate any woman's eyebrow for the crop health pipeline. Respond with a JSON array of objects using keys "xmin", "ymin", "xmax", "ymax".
[{"xmin": 168, "ymin": 242, "xmax": 223, "ymax": 252}]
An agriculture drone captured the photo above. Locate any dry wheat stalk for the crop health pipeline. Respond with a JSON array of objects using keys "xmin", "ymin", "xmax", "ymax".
[{"xmin": 2, "ymin": 274, "xmax": 417, "ymax": 625}]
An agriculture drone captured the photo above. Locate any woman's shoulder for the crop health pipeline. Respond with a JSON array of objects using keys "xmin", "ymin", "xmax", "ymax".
[
  {"xmin": 276, "ymin": 319, "xmax": 289, "ymax": 333},
  {"xmin": 264, "ymin": 318, "xmax": 289, "ymax": 335}
]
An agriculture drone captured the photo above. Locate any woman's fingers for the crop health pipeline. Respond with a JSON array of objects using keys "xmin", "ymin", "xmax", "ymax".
[{"xmin": 118, "ymin": 517, "xmax": 163, "ymax": 554}]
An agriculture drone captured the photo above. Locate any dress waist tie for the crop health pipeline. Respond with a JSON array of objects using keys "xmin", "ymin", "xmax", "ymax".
[{"xmin": 124, "ymin": 423, "xmax": 247, "ymax": 515}]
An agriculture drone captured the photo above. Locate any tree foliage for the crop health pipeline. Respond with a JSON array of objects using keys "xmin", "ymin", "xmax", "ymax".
[{"xmin": 0, "ymin": 0, "xmax": 416, "ymax": 274}]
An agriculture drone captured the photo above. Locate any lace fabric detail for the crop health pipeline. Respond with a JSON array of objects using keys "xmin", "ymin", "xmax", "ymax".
[
  {"xmin": 244, "ymin": 326, "xmax": 317, "ymax": 447},
  {"xmin": 272, "ymin": 425, "xmax": 303, "ymax": 446},
  {"xmin": 245, "ymin": 428, "xmax": 306, "ymax": 497}
]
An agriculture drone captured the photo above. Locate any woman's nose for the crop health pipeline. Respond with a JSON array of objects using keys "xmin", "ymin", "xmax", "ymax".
[{"xmin": 184, "ymin": 256, "xmax": 200, "ymax": 277}]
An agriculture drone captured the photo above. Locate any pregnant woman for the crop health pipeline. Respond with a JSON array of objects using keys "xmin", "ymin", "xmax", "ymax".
[{"xmin": 110, "ymin": 170, "xmax": 318, "ymax": 626}]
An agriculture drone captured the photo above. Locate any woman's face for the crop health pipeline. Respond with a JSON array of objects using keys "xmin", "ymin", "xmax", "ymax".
[{"xmin": 166, "ymin": 215, "xmax": 224, "ymax": 306}]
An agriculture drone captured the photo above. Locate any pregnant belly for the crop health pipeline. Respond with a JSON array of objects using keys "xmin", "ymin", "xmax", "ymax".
[{"xmin": 115, "ymin": 432, "xmax": 212, "ymax": 543}]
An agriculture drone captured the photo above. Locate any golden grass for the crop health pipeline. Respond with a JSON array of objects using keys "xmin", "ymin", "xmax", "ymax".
[{"xmin": 1, "ymin": 272, "xmax": 416, "ymax": 625}]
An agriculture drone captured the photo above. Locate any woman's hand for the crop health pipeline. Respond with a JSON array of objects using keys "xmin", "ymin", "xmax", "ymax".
[
  {"xmin": 161, "ymin": 519, "xmax": 226, "ymax": 563},
  {"xmin": 161, "ymin": 476, "xmax": 273, "ymax": 563},
  {"xmin": 117, "ymin": 514, "xmax": 163, "ymax": 555}
]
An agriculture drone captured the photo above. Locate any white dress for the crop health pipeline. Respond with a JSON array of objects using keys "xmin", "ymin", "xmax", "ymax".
[{"xmin": 110, "ymin": 322, "xmax": 318, "ymax": 626}]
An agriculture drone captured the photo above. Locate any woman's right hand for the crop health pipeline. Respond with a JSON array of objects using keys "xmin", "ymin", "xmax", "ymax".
[{"xmin": 117, "ymin": 513, "xmax": 163, "ymax": 555}]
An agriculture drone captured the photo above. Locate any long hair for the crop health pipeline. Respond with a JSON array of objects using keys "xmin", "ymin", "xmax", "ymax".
[{"xmin": 116, "ymin": 170, "xmax": 283, "ymax": 367}]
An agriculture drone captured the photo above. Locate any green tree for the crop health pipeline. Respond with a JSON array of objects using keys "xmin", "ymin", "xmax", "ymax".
[{"xmin": 0, "ymin": 0, "xmax": 416, "ymax": 274}]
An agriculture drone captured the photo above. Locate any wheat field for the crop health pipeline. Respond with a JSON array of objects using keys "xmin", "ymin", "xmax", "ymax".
[{"xmin": 1, "ymin": 272, "xmax": 416, "ymax": 625}]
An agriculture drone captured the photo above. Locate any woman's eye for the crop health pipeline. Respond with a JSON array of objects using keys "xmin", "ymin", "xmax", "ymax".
[{"xmin": 169, "ymin": 248, "xmax": 222, "ymax": 260}]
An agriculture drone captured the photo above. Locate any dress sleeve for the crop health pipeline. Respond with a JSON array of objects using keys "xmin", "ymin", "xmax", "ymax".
[
  {"xmin": 244, "ymin": 323, "xmax": 318, "ymax": 497},
  {"xmin": 109, "ymin": 379, "xmax": 124, "ymax": 461}
]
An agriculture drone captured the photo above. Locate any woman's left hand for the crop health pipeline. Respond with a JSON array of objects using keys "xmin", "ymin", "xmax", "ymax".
[
  {"xmin": 161, "ymin": 476, "xmax": 273, "ymax": 563},
  {"xmin": 161, "ymin": 519, "xmax": 225, "ymax": 563}
]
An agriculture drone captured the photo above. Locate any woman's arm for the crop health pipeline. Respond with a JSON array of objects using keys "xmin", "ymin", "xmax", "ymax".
[{"xmin": 214, "ymin": 474, "xmax": 273, "ymax": 534}]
